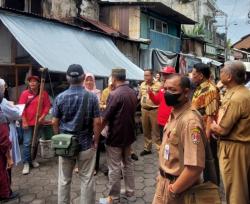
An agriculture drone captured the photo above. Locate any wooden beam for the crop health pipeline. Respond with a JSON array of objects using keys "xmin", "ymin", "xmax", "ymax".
[{"xmin": 15, "ymin": 66, "xmax": 19, "ymax": 103}]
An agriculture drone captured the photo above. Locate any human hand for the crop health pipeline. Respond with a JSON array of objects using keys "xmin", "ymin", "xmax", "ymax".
[
  {"xmin": 38, "ymin": 116, "xmax": 45, "ymax": 124},
  {"xmin": 7, "ymin": 157, "xmax": 14, "ymax": 169}
]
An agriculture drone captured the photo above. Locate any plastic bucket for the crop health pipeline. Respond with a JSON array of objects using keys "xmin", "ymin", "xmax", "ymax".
[{"xmin": 39, "ymin": 139, "xmax": 55, "ymax": 158}]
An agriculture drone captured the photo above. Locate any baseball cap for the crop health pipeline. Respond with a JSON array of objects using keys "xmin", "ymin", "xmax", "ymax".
[
  {"xmin": 27, "ymin": 75, "xmax": 40, "ymax": 82},
  {"xmin": 160, "ymin": 66, "xmax": 176, "ymax": 74},
  {"xmin": 67, "ymin": 64, "xmax": 84, "ymax": 77}
]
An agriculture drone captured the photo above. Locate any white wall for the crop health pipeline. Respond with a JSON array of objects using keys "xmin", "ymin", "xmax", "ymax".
[{"xmin": 0, "ymin": 23, "xmax": 12, "ymax": 64}]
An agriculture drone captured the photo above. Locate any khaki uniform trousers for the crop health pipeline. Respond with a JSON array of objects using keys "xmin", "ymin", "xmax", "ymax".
[
  {"xmin": 218, "ymin": 141, "xmax": 250, "ymax": 204},
  {"xmin": 141, "ymin": 108, "xmax": 161, "ymax": 151},
  {"xmin": 152, "ymin": 175, "xmax": 183, "ymax": 204}
]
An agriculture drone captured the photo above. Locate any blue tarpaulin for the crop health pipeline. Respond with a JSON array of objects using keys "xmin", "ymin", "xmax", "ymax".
[{"xmin": 0, "ymin": 11, "xmax": 144, "ymax": 80}]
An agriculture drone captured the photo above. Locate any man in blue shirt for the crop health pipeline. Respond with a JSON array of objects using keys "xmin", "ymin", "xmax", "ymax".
[{"xmin": 52, "ymin": 64, "xmax": 101, "ymax": 204}]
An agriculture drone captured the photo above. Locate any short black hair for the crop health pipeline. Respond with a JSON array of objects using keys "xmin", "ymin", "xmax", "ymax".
[
  {"xmin": 144, "ymin": 69, "xmax": 153, "ymax": 75},
  {"xmin": 166, "ymin": 74, "xmax": 191, "ymax": 89},
  {"xmin": 193, "ymin": 63, "xmax": 211, "ymax": 79}
]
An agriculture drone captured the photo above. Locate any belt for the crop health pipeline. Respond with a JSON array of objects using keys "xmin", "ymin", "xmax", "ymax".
[
  {"xmin": 159, "ymin": 168, "xmax": 178, "ymax": 181},
  {"xmin": 142, "ymin": 107, "xmax": 158, "ymax": 111}
]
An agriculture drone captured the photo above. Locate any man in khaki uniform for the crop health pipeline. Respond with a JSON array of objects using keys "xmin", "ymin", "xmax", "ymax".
[
  {"xmin": 211, "ymin": 61, "xmax": 250, "ymax": 204},
  {"xmin": 140, "ymin": 70, "xmax": 161, "ymax": 156},
  {"xmin": 153, "ymin": 74, "xmax": 205, "ymax": 204}
]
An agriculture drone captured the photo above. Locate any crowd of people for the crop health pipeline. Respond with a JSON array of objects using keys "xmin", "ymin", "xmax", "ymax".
[{"xmin": 0, "ymin": 60, "xmax": 250, "ymax": 204}]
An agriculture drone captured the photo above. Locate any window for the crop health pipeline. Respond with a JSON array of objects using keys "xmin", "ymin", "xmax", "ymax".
[
  {"xmin": 162, "ymin": 23, "xmax": 168, "ymax": 33},
  {"xmin": 150, "ymin": 18, "xmax": 155, "ymax": 30},
  {"xmin": 155, "ymin": 20, "xmax": 162, "ymax": 32},
  {"xmin": 5, "ymin": 0, "xmax": 42, "ymax": 15},
  {"xmin": 5, "ymin": 0, "xmax": 25, "ymax": 11},
  {"xmin": 149, "ymin": 18, "xmax": 168, "ymax": 34}
]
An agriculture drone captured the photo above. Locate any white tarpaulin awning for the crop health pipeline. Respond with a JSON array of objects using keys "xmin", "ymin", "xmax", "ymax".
[
  {"xmin": 198, "ymin": 57, "xmax": 222, "ymax": 67},
  {"xmin": 0, "ymin": 11, "xmax": 144, "ymax": 80},
  {"xmin": 243, "ymin": 62, "xmax": 250, "ymax": 72}
]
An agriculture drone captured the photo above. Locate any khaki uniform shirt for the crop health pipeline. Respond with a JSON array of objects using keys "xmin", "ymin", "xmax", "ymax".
[
  {"xmin": 217, "ymin": 85, "xmax": 250, "ymax": 142},
  {"xmin": 159, "ymin": 102, "xmax": 205, "ymax": 176},
  {"xmin": 140, "ymin": 81, "xmax": 161, "ymax": 109}
]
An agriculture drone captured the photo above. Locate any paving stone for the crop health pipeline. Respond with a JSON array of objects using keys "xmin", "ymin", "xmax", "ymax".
[
  {"xmin": 36, "ymin": 190, "xmax": 52, "ymax": 199},
  {"xmin": 30, "ymin": 199, "xmax": 46, "ymax": 204},
  {"xmin": 10, "ymin": 134, "xmax": 225, "ymax": 204},
  {"xmin": 20, "ymin": 194, "xmax": 36, "ymax": 203},
  {"xmin": 144, "ymin": 178, "xmax": 156, "ymax": 187}
]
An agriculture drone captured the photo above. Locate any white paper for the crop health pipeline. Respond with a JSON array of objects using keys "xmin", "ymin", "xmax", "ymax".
[{"xmin": 15, "ymin": 104, "xmax": 25, "ymax": 116}]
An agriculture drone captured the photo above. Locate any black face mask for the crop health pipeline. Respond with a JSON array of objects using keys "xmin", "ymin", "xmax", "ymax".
[{"xmin": 164, "ymin": 91, "xmax": 182, "ymax": 106}]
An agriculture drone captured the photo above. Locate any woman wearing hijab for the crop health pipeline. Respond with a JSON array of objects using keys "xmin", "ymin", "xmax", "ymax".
[
  {"xmin": 73, "ymin": 73, "xmax": 102, "ymax": 175},
  {"xmin": 83, "ymin": 73, "xmax": 101, "ymax": 101}
]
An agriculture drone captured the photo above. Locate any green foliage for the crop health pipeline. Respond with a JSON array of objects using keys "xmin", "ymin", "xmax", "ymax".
[{"xmin": 182, "ymin": 23, "xmax": 205, "ymax": 37}]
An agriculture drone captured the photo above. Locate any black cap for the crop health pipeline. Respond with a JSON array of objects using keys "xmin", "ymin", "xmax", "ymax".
[{"xmin": 67, "ymin": 64, "xmax": 84, "ymax": 77}]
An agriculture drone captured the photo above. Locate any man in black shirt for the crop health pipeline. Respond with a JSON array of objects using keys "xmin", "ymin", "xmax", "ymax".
[{"xmin": 100, "ymin": 68, "xmax": 137, "ymax": 203}]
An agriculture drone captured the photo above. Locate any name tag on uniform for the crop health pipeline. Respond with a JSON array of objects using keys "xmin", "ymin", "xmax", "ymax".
[{"xmin": 164, "ymin": 144, "xmax": 170, "ymax": 160}]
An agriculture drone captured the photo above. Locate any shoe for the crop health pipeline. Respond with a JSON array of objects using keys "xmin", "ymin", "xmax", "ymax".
[
  {"xmin": 120, "ymin": 189, "xmax": 136, "ymax": 202},
  {"xmin": 31, "ymin": 161, "xmax": 40, "ymax": 168},
  {"xmin": 140, "ymin": 150, "xmax": 152, "ymax": 156},
  {"xmin": 99, "ymin": 196, "xmax": 119, "ymax": 204},
  {"xmin": 131, "ymin": 153, "xmax": 139, "ymax": 161},
  {"xmin": 0, "ymin": 192, "xmax": 19, "ymax": 202},
  {"xmin": 74, "ymin": 167, "xmax": 79, "ymax": 174},
  {"xmin": 22, "ymin": 163, "xmax": 30, "ymax": 175}
]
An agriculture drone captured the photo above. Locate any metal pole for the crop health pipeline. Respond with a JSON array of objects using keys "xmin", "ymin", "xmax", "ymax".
[{"xmin": 224, "ymin": 14, "xmax": 228, "ymax": 61}]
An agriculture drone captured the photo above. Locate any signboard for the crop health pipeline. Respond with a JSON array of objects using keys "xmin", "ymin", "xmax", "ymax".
[{"xmin": 205, "ymin": 44, "xmax": 217, "ymax": 55}]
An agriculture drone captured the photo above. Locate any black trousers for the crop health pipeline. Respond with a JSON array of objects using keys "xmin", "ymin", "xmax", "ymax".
[{"xmin": 210, "ymin": 137, "xmax": 220, "ymax": 185}]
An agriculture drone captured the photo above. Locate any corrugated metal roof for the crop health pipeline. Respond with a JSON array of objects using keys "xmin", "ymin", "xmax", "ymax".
[{"xmin": 79, "ymin": 15, "xmax": 122, "ymax": 37}]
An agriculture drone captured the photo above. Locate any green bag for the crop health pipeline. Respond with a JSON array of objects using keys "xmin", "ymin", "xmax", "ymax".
[
  {"xmin": 184, "ymin": 181, "xmax": 221, "ymax": 204},
  {"xmin": 51, "ymin": 92, "xmax": 89, "ymax": 157},
  {"xmin": 52, "ymin": 134, "xmax": 80, "ymax": 157}
]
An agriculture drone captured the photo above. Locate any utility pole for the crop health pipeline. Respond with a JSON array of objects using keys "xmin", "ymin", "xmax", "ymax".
[{"xmin": 224, "ymin": 14, "xmax": 228, "ymax": 61}]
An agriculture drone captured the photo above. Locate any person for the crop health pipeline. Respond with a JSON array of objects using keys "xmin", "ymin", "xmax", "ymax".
[
  {"xmin": 148, "ymin": 66, "xmax": 175, "ymax": 141},
  {"xmin": 0, "ymin": 91, "xmax": 19, "ymax": 202},
  {"xmin": 100, "ymin": 76, "xmax": 113, "ymax": 111},
  {"xmin": 152, "ymin": 74, "xmax": 206, "ymax": 204},
  {"xmin": 18, "ymin": 75, "xmax": 51, "ymax": 175},
  {"xmin": 52, "ymin": 64, "xmax": 101, "ymax": 204},
  {"xmin": 155, "ymin": 72, "xmax": 161, "ymax": 82},
  {"xmin": 211, "ymin": 61, "xmax": 250, "ymax": 204},
  {"xmin": 139, "ymin": 69, "xmax": 161, "ymax": 156},
  {"xmin": 191, "ymin": 63, "xmax": 220, "ymax": 185},
  {"xmin": 82, "ymin": 72, "xmax": 102, "ymax": 175},
  {"xmin": 0, "ymin": 79, "xmax": 22, "ymax": 185},
  {"xmin": 83, "ymin": 73, "xmax": 101, "ymax": 101},
  {"xmin": 99, "ymin": 68, "xmax": 137, "ymax": 203}
]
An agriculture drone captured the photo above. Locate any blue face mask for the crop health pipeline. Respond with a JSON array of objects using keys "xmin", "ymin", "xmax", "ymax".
[{"xmin": 164, "ymin": 91, "xmax": 182, "ymax": 106}]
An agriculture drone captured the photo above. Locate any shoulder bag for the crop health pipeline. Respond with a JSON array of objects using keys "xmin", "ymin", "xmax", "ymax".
[{"xmin": 52, "ymin": 92, "xmax": 89, "ymax": 157}]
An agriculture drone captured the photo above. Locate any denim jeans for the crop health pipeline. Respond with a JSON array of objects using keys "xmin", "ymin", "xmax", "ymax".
[
  {"xmin": 22, "ymin": 126, "xmax": 41, "ymax": 164},
  {"xmin": 23, "ymin": 127, "xmax": 33, "ymax": 164},
  {"xmin": 58, "ymin": 148, "xmax": 97, "ymax": 204}
]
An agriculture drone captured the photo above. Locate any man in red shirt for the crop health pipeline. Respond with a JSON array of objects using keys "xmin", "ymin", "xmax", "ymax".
[
  {"xmin": 19, "ymin": 76, "xmax": 50, "ymax": 175},
  {"xmin": 148, "ymin": 66, "xmax": 175, "ymax": 140}
]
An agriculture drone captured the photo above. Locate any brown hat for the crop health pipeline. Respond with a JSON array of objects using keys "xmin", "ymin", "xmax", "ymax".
[
  {"xmin": 112, "ymin": 68, "xmax": 126, "ymax": 77},
  {"xmin": 27, "ymin": 75, "xmax": 40, "ymax": 82}
]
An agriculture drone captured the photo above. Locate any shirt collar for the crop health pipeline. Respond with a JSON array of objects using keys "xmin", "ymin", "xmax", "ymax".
[
  {"xmin": 69, "ymin": 85, "xmax": 84, "ymax": 90},
  {"xmin": 171, "ymin": 101, "xmax": 191, "ymax": 120}
]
